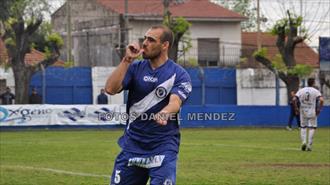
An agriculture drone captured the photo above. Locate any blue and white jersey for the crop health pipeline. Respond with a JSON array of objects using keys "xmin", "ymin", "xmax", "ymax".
[{"xmin": 118, "ymin": 59, "xmax": 192, "ymax": 154}]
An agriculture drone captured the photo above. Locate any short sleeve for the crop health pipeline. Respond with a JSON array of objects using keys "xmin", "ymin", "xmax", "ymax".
[
  {"xmin": 122, "ymin": 62, "xmax": 137, "ymax": 90},
  {"xmin": 295, "ymin": 89, "xmax": 302, "ymax": 98},
  {"xmin": 315, "ymin": 90, "xmax": 322, "ymax": 97},
  {"xmin": 170, "ymin": 69, "xmax": 192, "ymax": 102}
]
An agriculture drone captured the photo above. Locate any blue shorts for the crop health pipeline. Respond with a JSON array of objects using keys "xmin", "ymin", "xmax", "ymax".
[{"xmin": 110, "ymin": 150, "xmax": 177, "ymax": 185}]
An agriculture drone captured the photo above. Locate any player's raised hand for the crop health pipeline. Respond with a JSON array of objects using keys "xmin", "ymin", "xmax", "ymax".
[{"xmin": 123, "ymin": 42, "xmax": 143, "ymax": 63}]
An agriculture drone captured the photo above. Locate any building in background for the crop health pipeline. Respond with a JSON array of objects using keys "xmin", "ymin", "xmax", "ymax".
[{"xmin": 51, "ymin": 0, "xmax": 246, "ymax": 67}]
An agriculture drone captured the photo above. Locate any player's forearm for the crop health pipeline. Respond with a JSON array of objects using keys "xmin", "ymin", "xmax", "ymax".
[
  {"xmin": 105, "ymin": 58, "xmax": 131, "ymax": 95},
  {"xmin": 161, "ymin": 101, "xmax": 181, "ymax": 115},
  {"xmin": 318, "ymin": 97, "xmax": 324, "ymax": 111}
]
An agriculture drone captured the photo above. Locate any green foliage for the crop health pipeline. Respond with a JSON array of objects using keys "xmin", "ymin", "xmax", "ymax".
[
  {"xmin": 271, "ymin": 54, "xmax": 287, "ymax": 72},
  {"xmin": 271, "ymin": 18, "xmax": 288, "ymax": 35},
  {"xmin": 177, "ymin": 57, "xmax": 198, "ymax": 67},
  {"xmin": 63, "ymin": 60, "xmax": 74, "ymax": 68},
  {"xmin": 253, "ymin": 47, "xmax": 268, "ymax": 58},
  {"xmin": 4, "ymin": 38, "xmax": 15, "ymax": 47},
  {"xmin": 270, "ymin": 54, "xmax": 312, "ymax": 77},
  {"xmin": 170, "ymin": 17, "xmax": 191, "ymax": 34},
  {"xmin": 239, "ymin": 57, "xmax": 248, "ymax": 63},
  {"xmin": 163, "ymin": 16, "xmax": 192, "ymax": 60},
  {"xmin": 288, "ymin": 64, "xmax": 313, "ymax": 77},
  {"xmin": 46, "ymin": 33, "xmax": 64, "ymax": 48},
  {"xmin": 30, "ymin": 22, "xmax": 53, "ymax": 52},
  {"xmin": 271, "ymin": 11, "xmax": 306, "ymax": 37},
  {"xmin": 213, "ymin": 0, "xmax": 266, "ymax": 31}
]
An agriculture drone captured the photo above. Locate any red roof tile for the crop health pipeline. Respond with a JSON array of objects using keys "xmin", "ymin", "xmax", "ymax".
[
  {"xmin": 95, "ymin": 0, "xmax": 245, "ymax": 20},
  {"xmin": 0, "ymin": 39, "xmax": 64, "ymax": 67},
  {"xmin": 241, "ymin": 32, "xmax": 319, "ymax": 68}
]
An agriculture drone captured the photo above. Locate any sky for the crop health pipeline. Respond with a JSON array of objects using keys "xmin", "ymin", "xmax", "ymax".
[{"xmin": 49, "ymin": 0, "xmax": 330, "ymax": 48}]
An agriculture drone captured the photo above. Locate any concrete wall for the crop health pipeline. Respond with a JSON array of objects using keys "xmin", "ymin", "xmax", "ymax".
[
  {"xmin": 320, "ymin": 71, "xmax": 330, "ymax": 105},
  {"xmin": 52, "ymin": 0, "xmax": 120, "ymax": 66},
  {"xmin": 237, "ymin": 68, "xmax": 329, "ymax": 106},
  {"xmin": 188, "ymin": 21, "xmax": 241, "ymax": 67},
  {"xmin": 52, "ymin": 0, "xmax": 118, "ymax": 33},
  {"xmin": 0, "ymin": 68, "xmax": 15, "ymax": 93},
  {"xmin": 237, "ymin": 68, "xmax": 287, "ymax": 105},
  {"xmin": 92, "ymin": 67, "xmax": 124, "ymax": 105}
]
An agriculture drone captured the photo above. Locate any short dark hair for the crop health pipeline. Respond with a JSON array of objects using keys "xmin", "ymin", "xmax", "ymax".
[
  {"xmin": 307, "ymin": 78, "xmax": 315, "ymax": 87},
  {"xmin": 151, "ymin": 25, "xmax": 174, "ymax": 49}
]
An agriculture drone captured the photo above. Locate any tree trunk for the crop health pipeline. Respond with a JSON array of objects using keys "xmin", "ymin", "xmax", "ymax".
[
  {"xmin": 12, "ymin": 63, "xmax": 32, "ymax": 104},
  {"xmin": 169, "ymin": 41, "xmax": 178, "ymax": 62},
  {"xmin": 284, "ymin": 74, "xmax": 300, "ymax": 104}
]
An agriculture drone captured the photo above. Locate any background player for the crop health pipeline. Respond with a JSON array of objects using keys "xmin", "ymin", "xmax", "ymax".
[
  {"xmin": 105, "ymin": 25, "xmax": 192, "ymax": 185},
  {"xmin": 294, "ymin": 78, "xmax": 324, "ymax": 151}
]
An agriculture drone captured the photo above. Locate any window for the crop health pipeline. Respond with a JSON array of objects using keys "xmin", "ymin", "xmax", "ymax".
[{"xmin": 198, "ymin": 38, "xmax": 219, "ymax": 67}]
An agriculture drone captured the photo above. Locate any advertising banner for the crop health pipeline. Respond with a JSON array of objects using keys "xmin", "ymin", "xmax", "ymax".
[{"xmin": 0, "ymin": 104, "xmax": 126, "ymax": 126}]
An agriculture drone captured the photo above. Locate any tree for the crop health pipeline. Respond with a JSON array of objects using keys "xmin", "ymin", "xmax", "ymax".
[
  {"xmin": 0, "ymin": 0, "xmax": 63, "ymax": 104},
  {"xmin": 254, "ymin": 11, "xmax": 312, "ymax": 102},
  {"xmin": 162, "ymin": 0, "xmax": 191, "ymax": 62},
  {"xmin": 213, "ymin": 0, "xmax": 266, "ymax": 31}
]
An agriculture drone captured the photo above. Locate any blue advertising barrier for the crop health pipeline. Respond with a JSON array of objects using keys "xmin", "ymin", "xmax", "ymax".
[{"xmin": 179, "ymin": 105, "xmax": 330, "ymax": 127}]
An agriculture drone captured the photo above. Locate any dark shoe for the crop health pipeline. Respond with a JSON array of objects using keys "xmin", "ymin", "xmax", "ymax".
[{"xmin": 301, "ymin": 143, "xmax": 307, "ymax": 151}]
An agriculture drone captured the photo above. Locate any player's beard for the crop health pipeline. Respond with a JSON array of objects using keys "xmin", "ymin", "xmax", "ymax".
[{"xmin": 142, "ymin": 46, "xmax": 162, "ymax": 60}]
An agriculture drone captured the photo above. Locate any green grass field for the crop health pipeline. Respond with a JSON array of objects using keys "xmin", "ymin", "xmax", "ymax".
[{"xmin": 1, "ymin": 128, "xmax": 329, "ymax": 185}]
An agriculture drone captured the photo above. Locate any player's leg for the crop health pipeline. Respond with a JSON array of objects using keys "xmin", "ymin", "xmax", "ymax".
[
  {"xmin": 300, "ymin": 116, "xmax": 308, "ymax": 151},
  {"xmin": 287, "ymin": 110, "xmax": 294, "ymax": 130},
  {"xmin": 307, "ymin": 117, "xmax": 317, "ymax": 151},
  {"xmin": 296, "ymin": 114, "xmax": 301, "ymax": 128},
  {"xmin": 149, "ymin": 151, "xmax": 177, "ymax": 185},
  {"xmin": 110, "ymin": 151, "xmax": 149, "ymax": 185}
]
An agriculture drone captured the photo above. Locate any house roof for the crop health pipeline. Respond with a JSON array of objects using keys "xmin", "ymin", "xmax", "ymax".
[
  {"xmin": 241, "ymin": 32, "xmax": 319, "ymax": 68},
  {"xmin": 0, "ymin": 39, "xmax": 64, "ymax": 67},
  {"xmin": 95, "ymin": 0, "xmax": 246, "ymax": 21}
]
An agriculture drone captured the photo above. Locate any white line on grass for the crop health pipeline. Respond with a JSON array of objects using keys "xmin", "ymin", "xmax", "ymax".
[{"xmin": 1, "ymin": 165, "xmax": 110, "ymax": 178}]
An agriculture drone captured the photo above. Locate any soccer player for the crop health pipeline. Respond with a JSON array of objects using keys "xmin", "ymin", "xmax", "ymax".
[
  {"xmin": 293, "ymin": 78, "xmax": 324, "ymax": 151},
  {"xmin": 286, "ymin": 90, "xmax": 300, "ymax": 131},
  {"xmin": 105, "ymin": 25, "xmax": 192, "ymax": 185}
]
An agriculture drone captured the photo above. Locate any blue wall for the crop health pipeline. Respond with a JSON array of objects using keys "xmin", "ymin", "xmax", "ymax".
[
  {"xmin": 180, "ymin": 105, "xmax": 330, "ymax": 127},
  {"xmin": 30, "ymin": 67, "xmax": 236, "ymax": 105},
  {"xmin": 30, "ymin": 67, "xmax": 92, "ymax": 104},
  {"xmin": 185, "ymin": 68, "xmax": 236, "ymax": 105}
]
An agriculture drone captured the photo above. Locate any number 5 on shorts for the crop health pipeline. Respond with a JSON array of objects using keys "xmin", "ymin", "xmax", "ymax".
[{"xmin": 114, "ymin": 170, "xmax": 121, "ymax": 184}]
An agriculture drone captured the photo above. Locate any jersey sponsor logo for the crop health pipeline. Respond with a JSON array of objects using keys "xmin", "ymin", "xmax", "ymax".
[
  {"xmin": 155, "ymin": 86, "xmax": 167, "ymax": 98},
  {"xmin": 143, "ymin": 75, "xmax": 158, "ymax": 83},
  {"xmin": 128, "ymin": 155, "xmax": 165, "ymax": 168}
]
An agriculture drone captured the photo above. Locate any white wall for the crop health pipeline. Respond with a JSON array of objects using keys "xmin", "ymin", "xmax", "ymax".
[
  {"xmin": 237, "ymin": 68, "xmax": 288, "ymax": 105},
  {"xmin": 0, "ymin": 68, "xmax": 15, "ymax": 93},
  {"xmin": 92, "ymin": 66, "xmax": 124, "ymax": 104},
  {"xmin": 189, "ymin": 22, "xmax": 241, "ymax": 66},
  {"xmin": 129, "ymin": 20, "xmax": 242, "ymax": 66}
]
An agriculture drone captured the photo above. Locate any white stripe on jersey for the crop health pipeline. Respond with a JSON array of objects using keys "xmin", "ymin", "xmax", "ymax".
[{"xmin": 127, "ymin": 74, "xmax": 176, "ymax": 130}]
